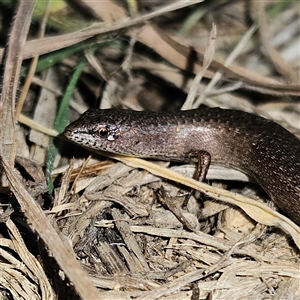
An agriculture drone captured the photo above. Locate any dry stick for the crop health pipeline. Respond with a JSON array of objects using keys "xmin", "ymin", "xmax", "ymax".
[
  {"xmin": 193, "ymin": 22, "xmax": 258, "ymax": 108},
  {"xmin": 3, "ymin": 0, "xmax": 204, "ymax": 61},
  {"xmin": 2, "ymin": 158, "xmax": 101, "ymax": 300},
  {"xmin": 181, "ymin": 23, "xmax": 217, "ymax": 110},
  {"xmin": 0, "ymin": 1, "xmax": 297, "ymax": 97},
  {"xmin": 6, "ymin": 218, "xmax": 55, "ymax": 300},
  {"xmin": 15, "ymin": 0, "xmax": 51, "ymax": 118},
  {"xmin": 98, "ymin": 153, "xmax": 300, "ymax": 249},
  {"xmin": 17, "ymin": 114, "xmax": 59, "ymax": 137},
  {"xmin": 0, "ymin": 2, "xmax": 101, "ymax": 296},
  {"xmin": 0, "ymin": 1, "xmax": 34, "ymax": 166},
  {"xmin": 255, "ymin": 1, "xmax": 298, "ymax": 83},
  {"xmin": 148, "ymin": 24, "xmax": 299, "ymax": 97}
]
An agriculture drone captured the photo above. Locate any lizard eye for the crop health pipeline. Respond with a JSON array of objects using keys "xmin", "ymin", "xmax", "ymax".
[{"xmin": 98, "ymin": 127, "xmax": 108, "ymax": 138}]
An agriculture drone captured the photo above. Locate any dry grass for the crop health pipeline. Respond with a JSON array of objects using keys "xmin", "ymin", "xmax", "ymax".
[{"xmin": 0, "ymin": 1, "xmax": 299, "ymax": 299}]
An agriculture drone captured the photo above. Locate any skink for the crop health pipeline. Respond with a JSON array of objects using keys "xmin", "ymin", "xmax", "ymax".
[{"xmin": 64, "ymin": 108, "xmax": 300, "ymax": 225}]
